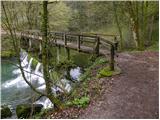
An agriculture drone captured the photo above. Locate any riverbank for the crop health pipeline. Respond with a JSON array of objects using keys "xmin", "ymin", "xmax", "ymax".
[
  {"xmin": 37, "ymin": 56, "xmax": 120, "ymax": 119},
  {"xmin": 46, "ymin": 51, "xmax": 158, "ymax": 119},
  {"xmin": 1, "ymin": 49, "xmax": 92, "ymax": 118}
]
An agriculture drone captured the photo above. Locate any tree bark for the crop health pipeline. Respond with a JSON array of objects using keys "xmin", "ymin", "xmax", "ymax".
[
  {"xmin": 113, "ymin": 2, "xmax": 123, "ymax": 50},
  {"xmin": 128, "ymin": 1, "xmax": 140, "ymax": 49},
  {"xmin": 41, "ymin": 1, "xmax": 63, "ymax": 109},
  {"xmin": 42, "ymin": 0, "xmax": 51, "ymax": 97},
  {"xmin": 147, "ymin": 15, "xmax": 154, "ymax": 46}
]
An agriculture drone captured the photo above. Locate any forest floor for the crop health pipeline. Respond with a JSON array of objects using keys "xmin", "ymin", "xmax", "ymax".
[{"xmin": 48, "ymin": 51, "xmax": 159, "ymax": 119}]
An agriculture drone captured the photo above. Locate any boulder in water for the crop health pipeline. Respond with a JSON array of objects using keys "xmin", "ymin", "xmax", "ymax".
[
  {"xmin": 16, "ymin": 104, "xmax": 43, "ymax": 118},
  {"xmin": 1, "ymin": 105, "xmax": 12, "ymax": 118}
]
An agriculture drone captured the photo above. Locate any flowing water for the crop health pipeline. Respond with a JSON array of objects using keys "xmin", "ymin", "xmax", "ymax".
[{"xmin": 1, "ymin": 48, "xmax": 91, "ymax": 117}]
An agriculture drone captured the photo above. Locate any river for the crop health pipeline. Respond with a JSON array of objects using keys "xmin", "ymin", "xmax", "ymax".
[{"xmin": 1, "ymin": 49, "xmax": 91, "ymax": 118}]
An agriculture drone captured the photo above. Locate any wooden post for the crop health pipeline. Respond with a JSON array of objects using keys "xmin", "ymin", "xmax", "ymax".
[
  {"xmin": 110, "ymin": 44, "xmax": 115, "ymax": 71},
  {"xmin": 57, "ymin": 46, "xmax": 60, "ymax": 63},
  {"xmin": 64, "ymin": 33, "xmax": 67, "ymax": 46},
  {"xmin": 28, "ymin": 39, "xmax": 32, "ymax": 51},
  {"xmin": 58, "ymin": 45, "xmax": 61, "ymax": 53},
  {"xmin": 95, "ymin": 36, "xmax": 100, "ymax": 56},
  {"xmin": 114, "ymin": 36, "xmax": 118, "ymax": 51},
  {"xmin": 39, "ymin": 42, "xmax": 42, "ymax": 53},
  {"xmin": 77, "ymin": 35, "xmax": 81, "ymax": 52},
  {"xmin": 38, "ymin": 41, "xmax": 42, "ymax": 60},
  {"xmin": 20, "ymin": 32, "xmax": 23, "ymax": 46},
  {"xmin": 66, "ymin": 48, "xmax": 70, "ymax": 60},
  {"xmin": 54, "ymin": 33, "xmax": 57, "ymax": 43}
]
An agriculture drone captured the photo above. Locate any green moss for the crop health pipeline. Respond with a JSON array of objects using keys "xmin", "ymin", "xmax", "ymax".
[
  {"xmin": 27, "ymin": 54, "xmax": 39, "ymax": 69},
  {"xmin": 16, "ymin": 104, "xmax": 31, "ymax": 118},
  {"xmin": 32, "ymin": 59, "xmax": 39, "ymax": 69},
  {"xmin": 97, "ymin": 66, "xmax": 113, "ymax": 78}
]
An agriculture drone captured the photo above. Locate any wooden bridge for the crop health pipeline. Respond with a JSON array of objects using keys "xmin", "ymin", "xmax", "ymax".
[{"xmin": 20, "ymin": 31, "xmax": 119, "ymax": 70}]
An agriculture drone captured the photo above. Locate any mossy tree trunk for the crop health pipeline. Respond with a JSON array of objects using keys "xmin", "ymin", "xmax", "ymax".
[
  {"xmin": 41, "ymin": 1, "xmax": 63, "ymax": 109},
  {"xmin": 127, "ymin": 1, "xmax": 142, "ymax": 50}
]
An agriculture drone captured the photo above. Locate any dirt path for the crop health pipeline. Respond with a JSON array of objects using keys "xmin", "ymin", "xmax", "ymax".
[{"xmin": 79, "ymin": 51, "xmax": 159, "ymax": 119}]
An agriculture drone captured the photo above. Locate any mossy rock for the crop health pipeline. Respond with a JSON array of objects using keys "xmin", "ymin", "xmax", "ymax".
[
  {"xmin": 1, "ymin": 105, "xmax": 12, "ymax": 118},
  {"xmin": 16, "ymin": 104, "xmax": 43, "ymax": 119},
  {"xmin": 97, "ymin": 67, "xmax": 113, "ymax": 78},
  {"xmin": 97, "ymin": 66, "xmax": 121, "ymax": 78}
]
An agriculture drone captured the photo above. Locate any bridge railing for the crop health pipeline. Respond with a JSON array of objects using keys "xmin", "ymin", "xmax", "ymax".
[
  {"xmin": 21, "ymin": 31, "xmax": 119, "ymax": 70},
  {"xmin": 50, "ymin": 32, "xmax": 118, "ymax": 70}
]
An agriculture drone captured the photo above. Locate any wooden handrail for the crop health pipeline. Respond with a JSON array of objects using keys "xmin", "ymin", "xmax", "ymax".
[{"xmin": 20, "ymin": 31, "xmax": 118, "ymax": 71}]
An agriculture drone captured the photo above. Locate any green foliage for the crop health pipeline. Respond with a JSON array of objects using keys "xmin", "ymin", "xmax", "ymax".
[
  {"xmin": 66, "ymin": 96, "xmax": 90, "ymax": 108},
  {"xmin": 33, "ymin": 109, "xmax": 49, "ymax": 119},
  {"xmin": 1, "ymin": 50, "xmax": 16, "ymax": 58},
  {"xmin": 1, "ymin": 36, "xmax": 16, "ymax": 58},
  {"xmin": 28, "ymin": 54, "xmax": 39, "ymax": 69},
  {"xmin": 97, "ymin": 66, "xmax": 113, "ymax": 78},
  {"xmin": 55, "ymin": 59, "xmax": 76, "ymax": 71},
  {"xmin": 32, "ymin": 59, "xmax": 39, "ymax": 68},
  {"xmin": 146, "ymin": 42, "xmax": 159, "ymax": 51},
  {"xmin": 1, "ymin": 105, "xmax": 12, "ymax": 118},
  {"xmin": 95, "ymin": 57, "xmax": 108, "ymax": 65},
  {"xmin": 2, "ymin": 1, "xmax": 158, "ymax": 51},
  {"xmin": 16, "ymin": 104, "xmax": 31, "ymax": 118},
  {"xmin": 71, "ymin": 52, "xmax": 92, "ymax": 68},
  {"xmin": 48, "ymin": 2, "xmax": 72, "ymax": 31},
  {"xmin": 16, "ymin": 104, "xmax": 43, "ymax": 119},
  {"xmin": 79, "ymin": 57, "xmax": 108, "ymax": 81}
]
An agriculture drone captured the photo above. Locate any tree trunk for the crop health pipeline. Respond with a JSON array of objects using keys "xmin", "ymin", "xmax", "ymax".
[
  {"xmin": 128, "ymin": 1, "xmax": 140, "ymax": 49},
  {"xmin": 113, "ymin": 2, "xmax": 123, "ymax": 50},
  {"xmin": 140, "ymin": 1, "xmax": 144, "ymax": 49},
  {"xmin": 42, "ymin": 0, "xmax": 51, "ymax": 97},
  {"xmin": 41, "ymin": 1, "xmax": 62, "ymax": 109},
  {"xmin": 147, "ymin": 15, "xmax": 154, "ymax": 46}
]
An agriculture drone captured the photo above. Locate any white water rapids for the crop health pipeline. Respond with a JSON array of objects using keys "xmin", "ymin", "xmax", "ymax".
[{"xmin": 1, "ymin": 50, "xmax": 82, "ymax": 109}]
